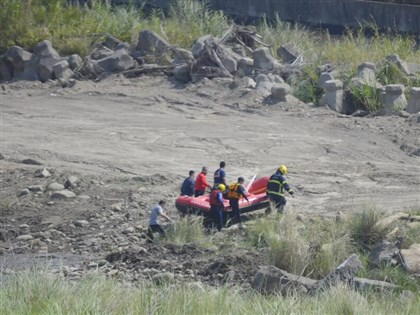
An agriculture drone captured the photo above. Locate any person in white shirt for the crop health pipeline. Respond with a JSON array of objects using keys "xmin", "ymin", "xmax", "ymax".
[{"xmin": 147, "ymin": 200, "xmax": 172, "ymax": 240}]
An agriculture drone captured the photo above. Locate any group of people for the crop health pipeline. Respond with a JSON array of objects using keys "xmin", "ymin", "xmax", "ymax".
[{"xmin": 147, "ymin": 161, "xmax": 294, "ymax": 239}]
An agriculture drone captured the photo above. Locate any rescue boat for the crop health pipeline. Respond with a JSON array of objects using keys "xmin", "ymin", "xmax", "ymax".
[{"xmin": 175, "ymin": 176, "xmax": 270, "ymax": 215}]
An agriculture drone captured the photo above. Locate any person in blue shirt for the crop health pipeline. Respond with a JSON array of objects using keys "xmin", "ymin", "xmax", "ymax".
[
  {"xmin": 181, "ymin": 170, "xmax": 195, "ymax": 196},
  {"xmin": 213, "ymin": 161, "xmax": 227, "ymax": 188}
]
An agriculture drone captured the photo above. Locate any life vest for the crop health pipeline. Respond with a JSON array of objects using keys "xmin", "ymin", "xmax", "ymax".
[
  {"xmin": 227, "ymin": 183, "xmax": 242, "ymax": 199},
  {"xmin": 210, "ymin": 189, "xmax": 222, "ymax": 206},
  {"xmin": 267, "ymin": 174, "xmax": 285, "ymax": 196}
]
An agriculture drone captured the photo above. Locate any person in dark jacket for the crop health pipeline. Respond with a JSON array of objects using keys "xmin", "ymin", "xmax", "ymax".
[
  {"xmin": 213, "ymin": 161, "xmax": 227, "ymax": 188},
  {"xmin": 181, "ymin": 170, "xmax": 195, "ymax": 196},
  {"xmin": 209, "ymin": 184, "xmax": 226, "ymax": 231},
  {"xmin": 228, "ymin": 177, "xmax": 249, "ymax": 227},
  {"xmin": 266, "ymin": 165, "xmax": 294, "ymax": 213}
]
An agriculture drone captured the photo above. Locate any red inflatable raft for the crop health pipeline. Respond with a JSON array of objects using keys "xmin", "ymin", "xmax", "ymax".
[{"xmin": 175, "ymin": 176, "xmax": 270, "ymax": 215}]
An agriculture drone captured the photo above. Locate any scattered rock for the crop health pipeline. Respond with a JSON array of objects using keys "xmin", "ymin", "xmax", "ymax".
[
  {"xmin": 21, "ymin": 158, "xmax": 42, "ymax": 165},
  {"xmin": 34, "ymin": 168, "xmax": 50, "ymax": 178},
  {"xmin": 51, "ymin": 190, "xmax": 76, "ymax": 199},
  {"xmin": 65, "ymin": 176, "xmax": 78, "ymax": 189},
  {"xmin": 122, "ymin": 227, "xmax": 135, "ymax": 234},
  {"xmin": 19, "ymin": 188, "xmax": 30, "ymax": 196},
  {"xmin": 15, "ymin": 234, "xmax": 34, "ymax": 241},
  {"xmin": 401, "ymin": 244, "xmax": 420, "ymax": 275},
  {"xmin": 295, "ymin": 214, "xmax": 305, "ymax": 222},
  {"xmin": 47, "ymin": 182, "xmax": 65, "ymax": 191},
  {"xmin": 28, "ymin": 185, "xmax": 44, "ymax": 192},
  {"xmin": 111, "ymin": 203, "xmax": 122, "ymax": 212},
  {"xmin": 73, "ymin": 220, "xmax": 90, "ymax": 227}
]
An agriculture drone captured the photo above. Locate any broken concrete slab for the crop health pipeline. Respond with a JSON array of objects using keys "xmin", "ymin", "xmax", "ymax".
[
  {"xmin": 311, "ymin": 254, "xmax": 362, "ymax": 292},
  {"xmin": 251, "ymin": 265, "xmax": 316, "ymax": 295}
]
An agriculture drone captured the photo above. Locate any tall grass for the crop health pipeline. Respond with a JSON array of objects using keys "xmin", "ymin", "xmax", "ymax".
[
  {"xmin": 1, "ymin": 271, "xmax": 419, "ymax": 314},
  {"xmin": 248, "ymin": 213, "xmax": 353, "ymax": 279},
  {"xmin": 166, "ymin": 216, "xmax": 209, "ymax": 245},
  {"xmin": 0, "ymin": 0, "xmax": 229, "ymax": 56},
  {"xmin": 348, "ymin": 206, "xmax": 396, "ymax": 251}
]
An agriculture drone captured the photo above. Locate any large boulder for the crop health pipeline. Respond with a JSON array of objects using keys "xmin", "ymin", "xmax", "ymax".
[
  {"xmin": 368, "ymin": 241, "xmax": 402, "ymax": 267},
  {"xmin": 172, "ymin": 64, "xmax": 191, "ymax": 83},
  {"xmin": 34, "ymin": 40, "xmax": 62, "ymax": 82},
  {"xmin": 191, "ymin": 35, "xmax": 214, "ymax": 59},
  {"xmin": 135, "ymin": 30, "xmax": 171, "ymax": 56},
  {"xmin": 96, "ymin": 50, "xmax": 134, "ymax": 73},
  {"xmin": 67, "ymin": 54, "xmax": 83, "ymax": 70},
  {"xmin": 53, "ymin": 60, "xmax": 74, "ymax": 81},
  {"xmin": 277, "ymin": 43, "xmax": 300, "ymax": 64},
  {"xmin": 271, "ymin": 83, "xmax": 291, "ymax": 101},
  {"xmin": 0, "ymin": 56, "xmax": 13, "ymax": 81},
  {"xmin": 103, "ymin": 35, "xmax": 123, "ymax": 50},
  {"xmin": 89, "ymin": 46, "xmax": 115, "ymax": 60},
  {"xmin": 401, "ymin": 244, "xmax": 420, "ymax": 275},
  {"xmin": 251, "ymin": 265, "xmax": 316, "ymax": 295},
  {"xmin": 3, "ymin": 46, "xmax": 39, "ymax": 81},
  {"xmin": 255, "ymin": 73, "xmax": 284, "ymax": 97},
  {"xmin": 253, "ymin": 47, "xmax": 276, "ymax": 71},
  {"xmin": 172, "ymin": 48, "xmax": 194, "ymax": 65}
]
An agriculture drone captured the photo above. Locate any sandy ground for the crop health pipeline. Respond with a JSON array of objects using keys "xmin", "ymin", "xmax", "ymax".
[
  {"xmin": 1, "ymin": 75, "xmax": 419, "ymax": 215},
  {"xmin": 0, "ymin": 74, "xmax": 420, "ymax": 278}
]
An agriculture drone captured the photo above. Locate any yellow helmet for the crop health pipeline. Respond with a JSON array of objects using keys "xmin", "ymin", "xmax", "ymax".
[
  {"xmin": 278, "ymin": 165, "xmax": 288, "ymax": 174},
  {"xmin": 218, "ymin": 184, "xmax": 226, "ymax": 191}
]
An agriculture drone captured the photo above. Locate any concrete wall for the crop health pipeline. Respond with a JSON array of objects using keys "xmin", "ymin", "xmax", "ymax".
[{"xmin": 138, "ymin": 0, "xmax": 420, "ymax": 34}]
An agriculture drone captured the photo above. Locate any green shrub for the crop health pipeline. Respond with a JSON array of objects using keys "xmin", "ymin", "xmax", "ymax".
[
  {"xmin": 291, "ymin": 66, "xmax": 324, "ymax": 105},
  {"xmin": 349, "ymin": 83, "xmax": 381, "ymax": 112}
]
